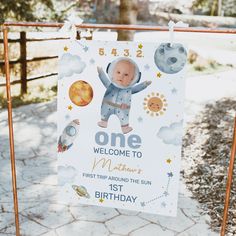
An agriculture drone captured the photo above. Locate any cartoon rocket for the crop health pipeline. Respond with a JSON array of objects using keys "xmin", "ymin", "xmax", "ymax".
[{"xmin": 58, "ymin": 119, "xmax": 80, "ymax": 152}]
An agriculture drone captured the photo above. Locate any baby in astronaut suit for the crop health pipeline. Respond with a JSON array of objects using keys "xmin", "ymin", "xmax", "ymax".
[{"xmin": 97, "ymin": 57, "xmax": 151, "ymax": 134}]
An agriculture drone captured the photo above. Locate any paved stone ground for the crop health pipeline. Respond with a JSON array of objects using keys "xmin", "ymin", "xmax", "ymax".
[{"xmin": 1, "ymin": 69, "xmax": 236, "ymax": 236}]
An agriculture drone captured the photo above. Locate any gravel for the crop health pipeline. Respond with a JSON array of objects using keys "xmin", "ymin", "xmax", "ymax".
[{"xmin": 182, "ymin": 98, "xmax": 236, "ymax": 235}]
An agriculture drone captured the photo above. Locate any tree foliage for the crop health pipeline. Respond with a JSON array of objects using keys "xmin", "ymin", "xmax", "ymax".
[
  {"xmin": 0, "ymin": 0, "xmax": 51, "ymax": 22},
  {"xmin": 118, "ymin": 0, "xmax": 138, "ymax": 41},
  {"xmin": 0, "ymin": 0, "xmax": 81, "ymax": 23},
  {"xmin": 193, "ymin": 0, "xmax": 236, "ymax": 16}
]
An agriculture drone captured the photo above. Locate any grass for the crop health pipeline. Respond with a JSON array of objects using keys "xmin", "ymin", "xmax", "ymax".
[{"xmin": 0, "ymin": 84, "xmax": 57, "ymax": 109}]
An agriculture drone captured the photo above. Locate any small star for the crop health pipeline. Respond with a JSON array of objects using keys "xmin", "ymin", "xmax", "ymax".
[
  {"xmin": 99, "ymin": 198, "xmax": 104, "ymax": 203},
  {"xmin": 67, "ymin": 105, "xmax": 73, "ymax": 110},
  {"xmin": 89, "ymin": 58, "xmax": 95, "ymax": 64},
  {"xmin": 64, "ymin": 46, "xmax": 69, "ymax": 51},
  {"xmin": 171, "ymin": 88, "xmax": 177, "ymax": 94},
  {"xmin": 163, "ymin": 191, "xmax": 169, "ymax": 197},
  {"xmin": 144, "ymin": 64, "xmax": 150, "ymax": 70},
  {"xmin": 83, "ymin": 46, "xmax": 89, "ymax": 52},
  {"xmin": 157, "ymin": 72, "xmax": 162, "ymax": 78},
  {"xmin": 140, "ymin": 202, "xmax": 146, "ymax": 207},
  {"xmin": 138, "ymin": 117, "xmax": 143, "ymax": 122},
  {"xmin": 65, "ymin": 114, "xmax": 70, "ymax": 120},
  {"xmin": 138, "ymin": 44, "xmax": 143, "ymax": 49},
  {"xmin": 167, "ymin": 172, "xmax": 173, "ymax": 178},
  {"xmin": 166, "ymin": 159, "xmax": 172, "ymax": 164},
  {"xmin": 161, "ymin": 202, "xmax": 167, "ymax": 208}
]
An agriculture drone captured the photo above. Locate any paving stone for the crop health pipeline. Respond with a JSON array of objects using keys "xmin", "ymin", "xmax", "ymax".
[
  {"xmin": 178, "ymin": 223, "xmax": 219, "ymax": 236},
  {"xmin": 157, "ymin": 209, "xmax": 195, "ymax": 233},
  {"xmin": 139, "ymin": 208, "xmax": 195, "ymax": 233},
  {"xmin": 16, "ymin": 219, "xmax": 48, "ymax": 236},
  {"xmin": 0, "ymin": 191, "xmax": 12, "ymax": 203},
  {"xmin": 69, "ymin": 205, "xmax": 119, "ymax": 223},
  {"xmin": 56, "ymin": 221, "xmax": 109, "ymax": 236},
  {"xmin": 13, "ymin": 124, "xmax": 42, "ymax": 147},
  {"xmin": 1, "ymin": 218, "xmax": 48, "ymax": 236},
  {"xmin": 45, "ymin": 113, "xmax": 56, "ymax": 124},
  {"xmin": 22, "ymin": 203, "xmax": 73, "ymax": 229},
  {"xmin": 34, "ymin": 145, "xmax": 57, "ymax": 157},
  {"xmin": 109, "ymin": 234, "xmax": 124, "ymax": 236},
  {"xmin": 130, "ymin": 223, "xmax": 175, "ymax": 236},
  {"xmin": 0, "ymin": 172, "xmax": 31, "ymax": 192},
  {"xmin": 0, "ymin": 233, "xmax": 14, "ymax": 236},
  {"xmin": 178, "ymin": 196, "xmax": 199, "ymax": 210},
  {"xmin": 0, "ymin": 224, "xmax": 15, "ymax": 235},
  {"xmin": 0, "ymin": 126, "xmax": 9, "ymax": 138},
  {"xmin": 40, "ymin": 125, "xmax": 55, "ymax": 137},
  {"xmin": 116, "ymin": 208, "xmax": 139, "ymax": 216},
  {"xmin": 0, "ymin": 145, "xmax": 10, "ymax": 160},
  {"xmin": 20, "ymin": 164, "xmax": 56, "ymax": 185},
  {"xmin": 40, "ymin": 230, "xmax": 58, "ymax": 236},
  {"xmin": 0, "ymin": 159, "xmax": 24, "ymax": 173},
  {"xmin": 18, "ymin": 184, "xmax": 58, "ymax": 202},
  {"xmin": 138, "ymin": 212, "xmax": 162, "ymax": 224},
  {"xmin": 1, "ymin": 146, "xmax": 36, "ymax": 161},
  {"xmin": 23, "ymin": 156, "xmax": 56, "ymax": 167},
  {"xmin": 105, "ymin": 215, "xmax": 148, "ymax": 235},
  {"xmin": 181, "ymin": 208, "xmax": 211, "ymax": 225},
  {"xmin": 0, "ymin": 201, "xmax": 44, "ymax": 215},
  {"xmin": 0, "ymin": 199, "xmax": 12, "ymax": 210},
  {"xmin": 178, "ymin": 179, "xmax": 193, "ymax": 197},
  {"xmin": 0, "ymin": 212, "xmax": 15, "ymax": 230},
  {"xmin": 0, "ymin": 213, "xmax": 26, "ymax": 235}
]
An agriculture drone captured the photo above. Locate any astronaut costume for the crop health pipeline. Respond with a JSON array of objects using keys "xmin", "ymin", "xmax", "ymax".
[{"xmin": 98, "ymin": 58, "xmax": 150, "ymax": 133}]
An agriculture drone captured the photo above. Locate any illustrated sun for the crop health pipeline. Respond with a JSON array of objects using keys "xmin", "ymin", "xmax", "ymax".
[{"xmin": 143, "ymin": 93, "xmax": 167, "ymax": 116}]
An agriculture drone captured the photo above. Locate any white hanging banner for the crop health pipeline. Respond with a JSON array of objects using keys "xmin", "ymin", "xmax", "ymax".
[{"xmin": 57, "ymin": 39, "xmax": 187, "ymax": 216}]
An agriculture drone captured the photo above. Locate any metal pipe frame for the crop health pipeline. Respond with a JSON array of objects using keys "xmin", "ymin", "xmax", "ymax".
[
  {"xmin": 2, "ymin": 21, "xmax": 236, "ymax": 34},
  {"xmin": 2, "ymin": 21, "xmax": 236, "ymax": 236},
  {"xmin": 3, "ymin": 25, "xmax": 20, "ymax": 236},
  {"xmin": 221, "ymin": 117, "xmax": 236, "ymax": 236}
]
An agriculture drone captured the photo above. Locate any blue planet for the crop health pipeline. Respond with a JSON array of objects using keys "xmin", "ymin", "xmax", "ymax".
[{"xmin": 154, "ymin": 43, "xmax": 187, "ymax": 74}]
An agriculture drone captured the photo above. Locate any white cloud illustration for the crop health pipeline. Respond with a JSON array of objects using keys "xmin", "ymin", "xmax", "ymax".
[
  {"xmin": 58, "ymin": 53, "xmax": 86, "ymax": 79},
  {"xmin": 157, "ymin": 120, "xmax": 183, "ymax": 146},
  {"xmin": 58, "ymin": 165, "xmax": 77, "ymax": 186}
]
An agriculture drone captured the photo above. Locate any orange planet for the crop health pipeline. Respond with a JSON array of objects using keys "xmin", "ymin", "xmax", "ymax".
[{"xmin": 69, "ymin": 80, "xmax": 93, "ymax": 106}]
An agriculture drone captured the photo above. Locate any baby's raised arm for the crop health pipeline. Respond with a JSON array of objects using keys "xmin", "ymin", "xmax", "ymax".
[
  {"xmin": 97, "ymin": 67, "xmax": 111, "ymax": 88},
  {"xmin": 131, "ymin": 81, "xmax": 152, "ymax": 94}
]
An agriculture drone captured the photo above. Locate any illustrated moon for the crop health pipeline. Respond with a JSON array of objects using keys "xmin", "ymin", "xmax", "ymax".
[
  {"xmin": 69, "ymin": 80, "xmax": 93, "ymax": 106},
  {"xmin": 154, "ymin": 43, "xmax": 187, "ymax": 74}
]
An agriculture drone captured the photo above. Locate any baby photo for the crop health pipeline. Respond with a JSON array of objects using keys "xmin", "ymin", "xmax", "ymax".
[{"xmin": 97, "ymin": 57, "xmax": 151, "ymax": 134}]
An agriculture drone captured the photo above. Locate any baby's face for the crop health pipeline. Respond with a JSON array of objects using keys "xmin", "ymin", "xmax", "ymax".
[{"xmin": 112, "ymin": 60, "xmax": 135, "ymax": 87}]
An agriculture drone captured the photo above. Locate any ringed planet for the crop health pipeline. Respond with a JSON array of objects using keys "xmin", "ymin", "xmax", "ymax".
[{"xmin": 72, "ymin": 185, "xmax": 90, "ymax": 199}]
